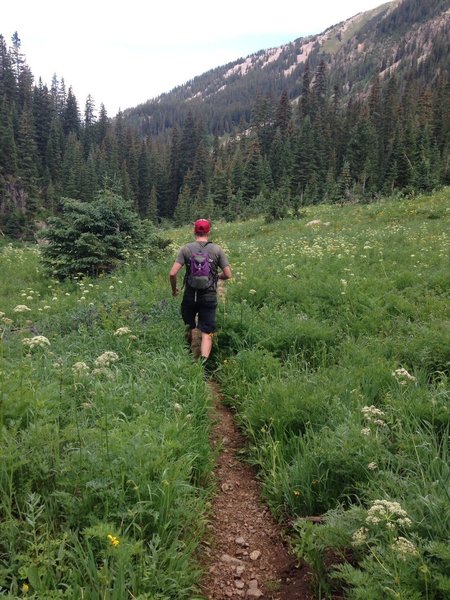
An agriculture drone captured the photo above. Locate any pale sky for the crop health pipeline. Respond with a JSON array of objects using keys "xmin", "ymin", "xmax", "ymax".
[{"xmin": 2, "ymin": 0, "xmax": 389, "ymax": 116}]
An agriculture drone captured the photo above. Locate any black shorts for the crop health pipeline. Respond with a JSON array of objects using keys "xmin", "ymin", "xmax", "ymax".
[{"xmin": 181, "ymin": 292, "xmax": 218, "ymax": 334}]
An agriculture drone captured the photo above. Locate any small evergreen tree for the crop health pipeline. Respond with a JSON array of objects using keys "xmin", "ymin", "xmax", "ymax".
[{"xmin": 41, "ymin": 188, "xmax": 147, "ymax": 279}]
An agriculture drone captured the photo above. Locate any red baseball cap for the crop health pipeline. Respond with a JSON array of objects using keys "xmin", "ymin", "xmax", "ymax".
[{"xmin": 194, "ymin": 219, "xmax": 211, "ymax": 235}]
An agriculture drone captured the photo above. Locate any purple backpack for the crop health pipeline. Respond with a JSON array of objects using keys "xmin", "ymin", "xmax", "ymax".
[{"xmin": 187, "ymin": 243, "xmax": 214, "ymax": 290}]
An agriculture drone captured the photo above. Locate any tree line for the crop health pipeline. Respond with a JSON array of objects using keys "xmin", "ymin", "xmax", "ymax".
[{"xmin": 0, "ymin": 33, "xmax": 449, "ymax": 237}]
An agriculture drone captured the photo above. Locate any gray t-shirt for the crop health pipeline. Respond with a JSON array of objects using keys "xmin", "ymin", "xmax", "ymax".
[{"xmin": 176, "ymin": 241, "xmax": 229, "ymax": 293}]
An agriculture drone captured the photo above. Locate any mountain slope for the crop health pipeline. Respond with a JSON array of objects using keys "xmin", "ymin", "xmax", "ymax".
[{"xmin": 124, "ymin": 0, "xmax": 450, "ymax": 138}]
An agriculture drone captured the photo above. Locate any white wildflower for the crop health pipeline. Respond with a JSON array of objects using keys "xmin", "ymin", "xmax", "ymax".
[
  {"xmin": 367, "ymin": 462, "xmax": 378, "ymax": 470},
  {"xmin": 248, "ymin": 289, "xmax": 257, "ymax": 295},
  {"xmin": 352, "ymin": 527, "xmax": 369, "ymax": 547},
  {"xmin": 13, "ymin": 305, "xmax": 31, "ymax": 313},
  {"xmin": 392, "ymin": 367, "xmax": 416, "ymax": 382},
  {"xmin": 94, "ymin": 351, "xmax": 119, "ymax": 367},
  {"xmin": 366, "ymin": 499, "xmax": 411, "ymax": 529},
  {"xmin": 340, "ymin": 279, "xmax": 348, "ymax": 286},
  {"xmin": 0, "ymin": 312, "xmax": 4, "ymax": 318},
  {"xmin": 174, "ymin": 403, "xmax": 182, "ymax": 412},
  {"xmin": 92, "ymin": 367, "xmax": 115, "ymax": 379},
  {"xmin": 72, "ymin": 361, "xmax": 90, "ymax": 374},
  {"xmin": 391, "ymin": 537, "xmax": 418, "ymax": 560},
  {"xmin": 2, "ymin": 317, "xmax": 13, "ymax": 325},
  {"xmin": 361, "ymin": 427, "xmax": 371, "ymax": 436},
  {"xmin": 362, "ymin": 405, "xmax": 385, "ymax": 423},
  {"xmin": 114, "ymin": 327, "xmax": 132, "ymax": 336},
  {"xmin": 22, "ymin": 335, "xmax": 50, "ymax": 349}
]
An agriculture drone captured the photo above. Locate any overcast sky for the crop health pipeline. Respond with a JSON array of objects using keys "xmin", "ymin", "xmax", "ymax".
[{"xmin": 2, "ymin": 0, "xmax": 389, "ymax": 116}]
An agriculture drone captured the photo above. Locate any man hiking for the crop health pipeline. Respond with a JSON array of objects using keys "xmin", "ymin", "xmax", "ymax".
[{"xmin": 169, "ymin": 219, "xmax": 232, "ymax": 365}]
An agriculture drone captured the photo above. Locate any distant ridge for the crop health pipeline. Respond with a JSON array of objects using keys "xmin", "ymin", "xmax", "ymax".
[{"xmin": 124, "ymin": 0, "xmax": 450, "ymax": 138}]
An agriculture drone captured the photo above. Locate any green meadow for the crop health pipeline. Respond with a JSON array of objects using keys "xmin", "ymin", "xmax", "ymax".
[{"xmin": 1, "ymin": 188, "xmax": 449, "ymax": 598}]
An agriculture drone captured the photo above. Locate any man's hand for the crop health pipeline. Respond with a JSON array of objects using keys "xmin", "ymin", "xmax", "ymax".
[{"xmin": 169, "ymin": 262, "xmax": 183, "ymax": 297}]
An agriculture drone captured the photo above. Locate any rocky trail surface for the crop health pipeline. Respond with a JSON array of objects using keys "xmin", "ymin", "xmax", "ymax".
[{"xmin": 195, "ymin": 366, "xmax": 314, "ymax": 599}]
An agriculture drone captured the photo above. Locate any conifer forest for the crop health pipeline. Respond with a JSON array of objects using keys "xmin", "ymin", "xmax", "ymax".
[{"xmin": 0, "ymin": 0, "xmax": 449, "ymax": 238}]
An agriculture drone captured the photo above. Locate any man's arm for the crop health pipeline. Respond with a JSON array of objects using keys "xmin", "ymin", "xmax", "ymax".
[
  {"xmin": 218, "ymin": 265, "xmax": 232, "ymax": 281},
  {"xmin": 169, "ymin": 262, "xmax": 183, "ymax": 296}
]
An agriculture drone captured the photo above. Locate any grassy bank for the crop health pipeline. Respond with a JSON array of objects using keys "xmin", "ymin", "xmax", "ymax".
[
  {"xmin": 0, "ymin": 243, "xmax": 213, "ymax": 598},
  {"xmin": 210, "ymin": 189, "xmax": 450, "ymax": 598}
]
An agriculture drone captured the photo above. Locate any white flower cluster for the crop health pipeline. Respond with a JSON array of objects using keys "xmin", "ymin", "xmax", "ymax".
[
  {"xmin": 114, "ymin": 326, "xmax": 132, "ymax": 336},
  {"xmin": 94, "ymin": 351, "xmax": 119, "ymax": 367},
  {"xmin": 366, "ymin": 499, "xmax": 412, "ymax": 529},
  {"xmin": 352, "ymin": 527, "xmax": 369, "ymax": 547},
  {"xmin": 72, "ymin": 361, "xmax": 90, "ymax": 374},
  {"xmin": 14, "ymin": 305, "xmax": 31, "ymax": 313},
  {"xmin": 22, "ymin": 335, "xmax": 50, "ymax": 349},
  {"xmin": 362, "ymin": 405, "xmax": 386, "ymax": 427},
  {"xmin": 391, "ymin": 536, "xmax": 419, "ymax": 560},
  {"xmin": 392, "ymin": 367, "xmax": 416, "ymax": 384}
]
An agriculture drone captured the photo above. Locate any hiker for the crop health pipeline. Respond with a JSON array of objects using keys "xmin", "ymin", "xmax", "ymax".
[{"xmin": 169, "ymin": 219, "xmax": 232, "ymax": 363}]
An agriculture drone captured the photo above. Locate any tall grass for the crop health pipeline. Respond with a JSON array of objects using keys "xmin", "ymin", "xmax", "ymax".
[
  {"xmin": 0, "ymin": 245, "xmax": 214, "ymax": 598},
  {"xmin": 1, "ymin": 189, "xmax": 449, "ymax": 598},
  {"xmin": 212, "ymin": 189, "xmax": 450, "ymax": 598}
]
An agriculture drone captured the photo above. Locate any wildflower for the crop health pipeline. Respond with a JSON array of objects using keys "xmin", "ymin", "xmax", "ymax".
[
  {"xmin": 2, "ymin": 317, "xmax": 13, "ymax": 325},
  {"xmin": 21, "ymin": 582, "xmax": 30, "ymax": 594},
  {"xmin": 92, "ymin": 367, "xmax": 115, "ymax": 380},
  {"xmin": 13, "ymin": 305, "xmax": 31, "ymax": 313},
  {"xmin": 391, "ymin": 537, "xmax": 418, "ymax": 560},
  {"xmin": 94, "ymin": 351, "xmax": 119, "ymax": 367},
  {"xmin": 352, "ymin": 527, "xmax": 369, "ymax": 547},
  {"xmin": 293, "ymin": 490, "xmax": 301, "ymax": 496},
  {"xmin": 340, "ymin": 279, "xmax": 348, "ymax": 286},
  {"xmin": 367, "ymin": 462, "xmax": 378, "ymax": 470},
  {"xmin": 114, "ymin": 326, "xmax": 132, "ymax": 336},
  {"xmin": 22, "ymin": 336, "xmax": 51, "ymax": 349},
  {"xmin": 248, "ymin": 289, "xmax": 257, "ymax": 294},
  {"xmin": 174, "ymin": 403, "xmax": 182, "ymax": 412},
  {"xmin": 362, "ymin": 405, "xmax": 385, "ymax": 423},
  {"xmin": 0, "ymin": 312, "xmax": 4, "ymax": 317},
  {"xmin": 361, "ymin": 427, "xmax": 371, "ymax": 436},
  {"xmin": 392, "ymin": 367, "xmax": 416, "ymax": 383},
  {"xmin": 366, "ymin": 499, "xmax": 412, "ymax": 529},
  {"xmin": 107, "ymin": 534, "xmax": 120, "ymax": 547},
  {"xmin": 72, "ymin": 361, "xmax": 90, "ymax": 374}
]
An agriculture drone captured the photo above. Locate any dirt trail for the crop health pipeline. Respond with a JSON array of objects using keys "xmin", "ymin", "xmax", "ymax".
[{"xmin": 192, "ymin": 327, "xmax": 313, "ymax": 599}]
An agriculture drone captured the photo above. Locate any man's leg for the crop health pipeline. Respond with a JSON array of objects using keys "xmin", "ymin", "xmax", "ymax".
[
  {"xmin": 200, "ymin": 332, "xmax": 213, "ymax": 359},
  {"xmin": 198, "ymin": 296, "xmax": 217, "ymax": 361}
]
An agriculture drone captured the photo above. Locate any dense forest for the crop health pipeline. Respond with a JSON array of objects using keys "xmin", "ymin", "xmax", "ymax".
[{"xmin": 0, "ymin": 11, "xmax": 449, "ymax": 237}]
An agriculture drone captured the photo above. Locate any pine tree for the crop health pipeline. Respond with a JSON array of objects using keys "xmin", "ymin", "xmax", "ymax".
[
  {"xmin": 63, "ymin": 87, "xmax": 80, "ymax": 137},
  {"xmin": 299, "ymin": 63, "xmax": 311, "ymax": 120},
  {"xmin": 83, "ymin": 94, "xmax": 96, "ymax": 158},
  {"xmin": 0, "ymin": 97, "xmax": 18, "ymax": 175},
  {"xmin": 17, "ymin": 104, "xmax": 39, "ymax": 195},
  {"xmin": 242, "ymin": 139, "xmax": 263, "ymax": 204},
  {"xmin": 148, "ymin": 185, "xmax": 158, "ymax": 223},
  {"xmin": 275, "ymin": 90, "xmax": 292, "ymax": 136},
  {"xmin": 0, "ymin": 35, "xmax": 16, "ymax": 102}
]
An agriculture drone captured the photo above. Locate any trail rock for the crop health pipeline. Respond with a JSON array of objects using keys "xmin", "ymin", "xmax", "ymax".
[
  {"xmin": 221, "ymin": 553, "xmax": 243, "ymax": 566},
  {"xmin": 246, "ymin": 589, "xmax": 263, "ymax": 598},
  {"xmin": 249, "ymin": 550, "xmax": 261, "ymax": 561}
]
